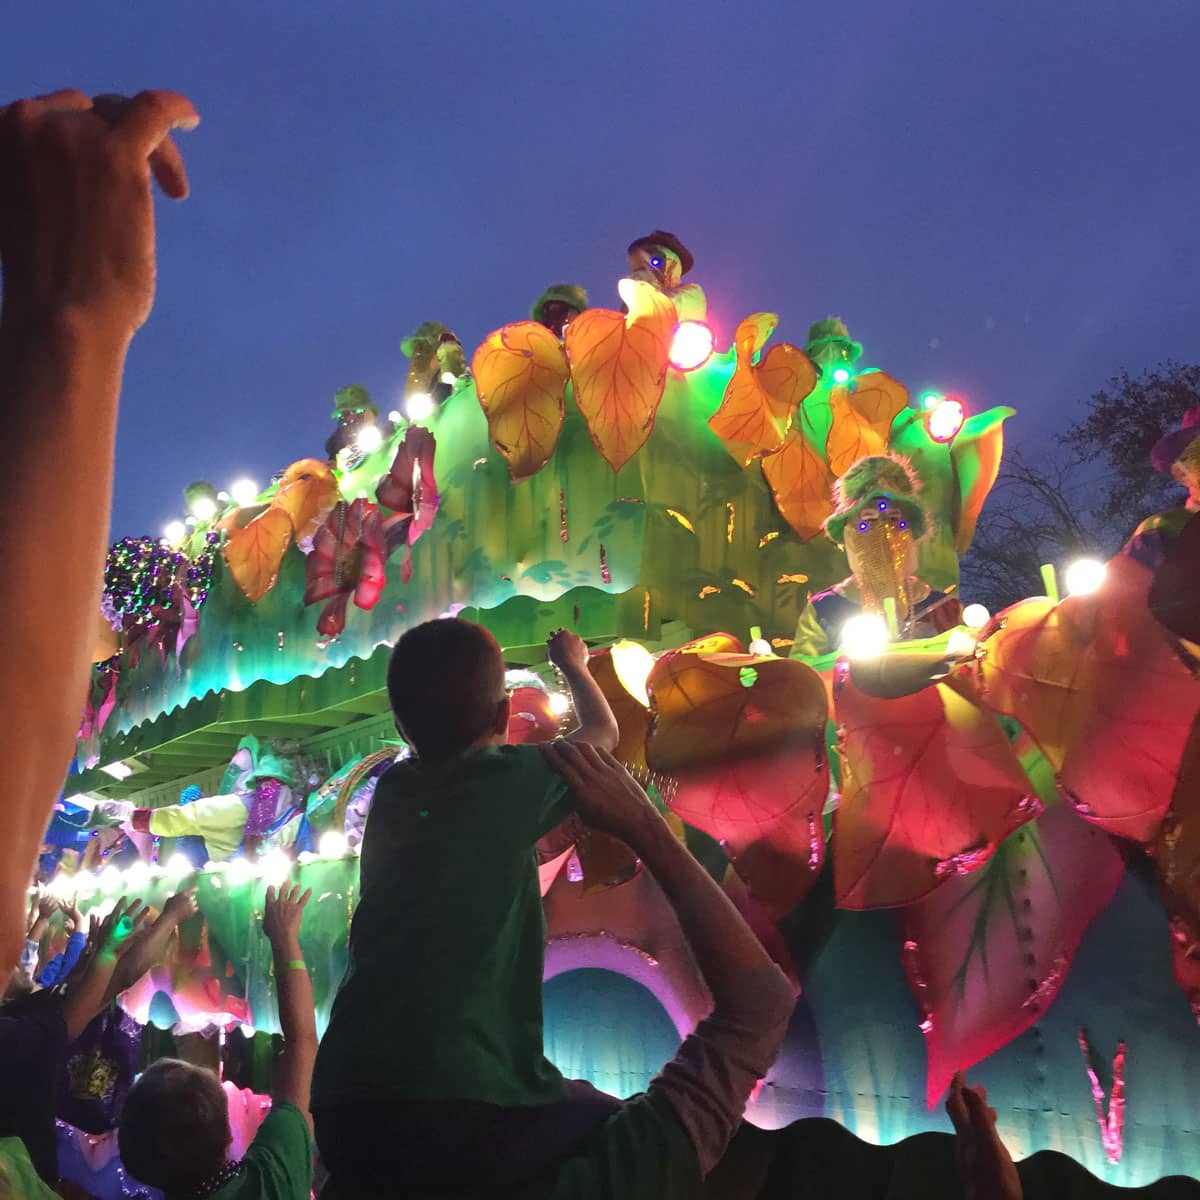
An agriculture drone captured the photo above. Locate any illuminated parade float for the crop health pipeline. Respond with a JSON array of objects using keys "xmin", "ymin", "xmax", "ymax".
[{"xmin": 42, "ymin": 233, "xmax": 1199, "ymax": 1187}]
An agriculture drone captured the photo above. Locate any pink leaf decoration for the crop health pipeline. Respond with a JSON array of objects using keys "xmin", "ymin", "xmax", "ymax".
[
  {"xmin": 303, "ymin": 499, "xmax": 387, "ymax": 637},
  {"xmin": 668, "ymin": 744, "xmax": 828, "ymax": 917},
  {"xmin": 834, "ymin": 671, "xmax": 1041, "ymax": 910},
  {"xmin": 376, "ymin": 426, "xmax": 440, "ymax": 546},
  {"xmin": 902, "ymin": 804, "xmax": 1126, "ymax": 1107}
]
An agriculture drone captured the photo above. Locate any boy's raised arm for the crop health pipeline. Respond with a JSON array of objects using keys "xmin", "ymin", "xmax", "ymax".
[
  {"xmin": 546, "ymin": 630, "xmax": 619, "ymax": 751},
  {"xmin": 263, "ymin": 883, "xmax": 317, "ymax": 1127}
]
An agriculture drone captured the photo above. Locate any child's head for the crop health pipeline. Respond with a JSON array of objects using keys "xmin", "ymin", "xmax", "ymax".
[
  {"xmin": 118, "ymin": 1059, "xmax": 231, "ymax": 1193},
  {"xmin": 3, "ymin": 968, "xmax": 33, "ymax": 1002},
  {"xmin": 387, "ymin": 618, "xmax": 509, "ymax": 761}
]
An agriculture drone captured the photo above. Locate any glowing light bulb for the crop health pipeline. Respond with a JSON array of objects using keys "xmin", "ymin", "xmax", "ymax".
[
  {"xmin": 165, "ymin": 853, "xmax": 194, "ymax": 879},
  {"xmin": 547, "ymin": 692, "xmax": 571, "ymax": 717},
  {"xmin": 406, "ymin": 392, "xmax": 435, "ymax": 420},
  {"xmin": 926, "ymin": 397, "xmax": 965, "ymax": 443},
  {"xmin": 318, "ymin": 831, "xmax": 349, "ymax": 859},
  {"xmin": 230, "ymin": 479, "xmax": 259, "ymax": 508},
  {"xmin": 839, "ymin": 613, "xmax": 890, "ymax": 660},
  {"xmin": 259, "ymin": 849, "xmax": 293, "ymax": 887},
  {"xmin": 73, "ymin": 871, "xmax": 97, "ymax": 896},
  {"xmin": 831, "ymin": 368, "xmax": 851, "ymax": 384},
  {"xmin": 668, "ymin": 321, "xmax": 715, "ymax": 371},
  {"xmin": 162, "ymin": 520, "xmax": 186, "ymax": 544},
  {"xmin": 354, "ymin": 423, "xmax": 383, "ymax": 453},
  {"xmin": 98, "ymin": 865, "xmax": 123, "ymax": 891},
  {"xmin": 190, "ymin": 495, "xmax": 219, "ymax": 523},
  {"xmin": 440, "ymin": 371, "xmax": 458, "ymax": 386},
  {"xmin": 920, "ymin": 391, "xmax": 943, "ymax": 410},
  {"xmin": 748, "ymin": 638, "xmax": 774, "ymax": 656},
  {"xmin": 962, "ymin": 603, "xmax": 990, "ymax": 629},
  {"xmin": 225, "ymin": 856, "xmax": 256, "ymax": 887},
  {"xmin": 610, "ymin": 639, "xmax": 655, "ymax": 707},
  {"xmin": 123, "ymin": 860, "xmax": 150, "ymax": 890},
  {"xmin": 387, "ymin": 410, "xmax": 403, "ymax": 423},
  {"xmin": 1064, "ymin": 558, "xmax": 1106, "ymax": 596}
]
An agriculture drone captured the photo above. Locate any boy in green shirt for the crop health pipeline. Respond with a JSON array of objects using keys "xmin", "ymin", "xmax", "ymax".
[{"xmin": 311, "ymin": 618, "xmax": 619, "ymax": 1194}]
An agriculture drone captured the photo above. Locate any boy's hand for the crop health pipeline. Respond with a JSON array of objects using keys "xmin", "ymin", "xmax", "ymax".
[
  {"xmin": 543, "ymin": 742, "xmax": 661, "ymax": 845},
  {"xmin": 264, "ymin": 883, "xmax": 312, "ymax": 950},
  {"xmin": 547, "ymin": 628, "xmax": 589, "ymax": 673},
  {"xmin": 35, "ymin": 890, "xmax": 57, "ymax": 922}
]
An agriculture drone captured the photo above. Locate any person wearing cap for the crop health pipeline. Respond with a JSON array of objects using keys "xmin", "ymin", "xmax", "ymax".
[
  {"xmin": 531, "ymin": 284, "xmax": 588, "ymax": 339},
  {"xmin": 1121, "ymin": 405, "xmax": 1200, "ymax": 572},
  {"xmin": 325, "ymin": 384, "xmax": 380, "ymax": 460},
  {"xmin": 790, "ymin": 454, "xmax": 962, "ymax": 658},
  {"xmin": 804, "ymin": 318, "xmax": 863, "ymax": 376},
  {"xmin": 625, "ymin": 230, "xmax": 707, "ymax": 321}
]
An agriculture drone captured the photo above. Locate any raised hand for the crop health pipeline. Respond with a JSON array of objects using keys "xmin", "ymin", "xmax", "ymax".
[
  {"xmin": 161, "ymin": 887, "xmax": 199, "ymax": 924},
  {"xmin": 946, "ymin": 1072, "xmax": 1022, "ymax": 1200},
  {"xmin": 546, "ymin": 628, "xmax": 590, "ymax": 673},
  {"xmin": 264, "ymin": 883, "xmax": 312, "ymax": 951},
  {"xmin": 542, "ymin": 742, "xmax": 661, "ymax": 843},
  {"xmin": 0, "ymin": 89, "xmax": 199, "ymax": 339}
]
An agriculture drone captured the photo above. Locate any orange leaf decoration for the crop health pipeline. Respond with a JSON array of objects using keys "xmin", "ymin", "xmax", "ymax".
[
  {"xmin": 834, "ymin": 672, "xmax": 1041, "ymax": 910},
  {"xmin": 708, "ymin": 313, "xmax": 817, "ymax": 466},
  {"xmin": 825, "ymin": 370, "xmax": 909, "ymax": 478},
  {"xmin": 222, "ymin": 507, "xmax": 293, "ymax": 603},
  {"xmin": 761, "ymin": 429, "xmax": 835, "ymax": 541},
  {"xmin": 272, "ymin": 458, "xmax": 340, "ymax": 544},
  {"xmin": 563, "ymin": 279, "xmax": 676, "ymax": 471},
  {"xmin": 575, "ymin": 831, "xmax": 641, "ymax": 893},
  {"xmin": 646, "ymin": 650, "xmax": 828, "ymax": 774},
  {"xmin": 587, "ymin": 648, "xmax": 651, "ymax": 777},
  {"xmin": 472, "ymin": 320, "xmax": 571, "ymax": 482}
]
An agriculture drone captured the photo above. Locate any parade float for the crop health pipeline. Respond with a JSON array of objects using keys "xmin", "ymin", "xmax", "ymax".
[{"xmin": 38, "ymin": 232, "xmax": 1199, "ymax": 1187}]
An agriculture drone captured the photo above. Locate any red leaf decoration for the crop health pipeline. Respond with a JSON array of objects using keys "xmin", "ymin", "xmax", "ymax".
[
  {"xmin": 564, "ymin": 278, "xmax": 676, "ymax": 472},
  {"xmin": 902, "ymin": 805, "xmax": 1126, "ymax": 1107},
  {"xmin": 507, "ymin": 686, "xmax": 560, "ymax": 745},
  {"xmin": 708, "ymin": 313, "xmax": 817, "ymax": 466},
  {"xmin": 223, "ymin": 508, "xmax": 293, "ymax": 603},
  {"xmin": 761, "ymin": 428, "xmax": 835, "ymax": 541},
  {"xmin": 303, "ymin": 499, "xmax": 387, "ymax": 637},
  {"xmin": 376, "ymin": 426, "xmax": 440, "ymax": 547},
  {"xmin": 834, "ymin": 672, "xmax": 1041, "ymax": 910}
]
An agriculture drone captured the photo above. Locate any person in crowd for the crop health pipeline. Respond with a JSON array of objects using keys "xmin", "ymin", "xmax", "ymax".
[
  {"xmin": 37, "ymin": 897, "xmax": 89, "ymax": 989},
  {"xmin": 119, "ymin": 882, "xmax": 315, "ymax": 1200},
  {"xmin": 18, "ymin": 890, "xmax": 58, "ymax": 982},
  {"xmin": 311, "ymin": 619, "xmax": 620, "ymax": 1194},
  {"xmin": 0, "ymin": 87, "xmax": 198, "ymax": 976}
]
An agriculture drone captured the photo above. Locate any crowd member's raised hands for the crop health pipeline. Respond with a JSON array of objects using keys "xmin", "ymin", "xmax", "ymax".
[{"xmin": 947, "ymin": 1072, "xmax": 1022, "ymax": 1200}]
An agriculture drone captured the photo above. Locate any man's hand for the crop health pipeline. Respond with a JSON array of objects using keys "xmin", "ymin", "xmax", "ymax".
[
  {"xmin": 546, "ymin": 628, "xmax": 590, "ymax": 674},
  {"xmin": 60, "ymin": 898, "xmax": 88, "ymax": 936},
  {"xmin": 543, "ymin": 742, "xmax": 661, "ymax": 844},
  {"xmin": 0, "ymin": 89, "xmax": 198, "ymax": 339},
  {"xmin": 35, "ymin": 890, "xmax": 57, "ymax": 923},
  {"xmin": 264, "ymin": 883, "xmax": 312, "ymax": 952},
  {"xmin": 947, "ymin": 1072, "xmax": 1022, "ymax": 1200},
  {"xmin": 161, "ymin": 887, "xmax": 199, "ymax": 925}
]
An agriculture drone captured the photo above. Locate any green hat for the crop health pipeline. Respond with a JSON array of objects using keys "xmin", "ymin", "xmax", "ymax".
[
  {"xmin": 331, "ymin": 384, "xmax": 377, "ymax": 422},
  {"xmin": 823, "ymin": 454, "xmax": 929, "ymax": 545},
  {"xmin": 244, "ymin": 749, "xmax": 298, "ymax": 789},
  {"xmin": 401, "ymin": 321, "xmax": 454, "ymax": 359},
  {"xmin": 805, "ymin": 318, "xmax": 863, "ymax": 369},
  {"xmin": 531, "ymin": 284, "xmax": 589, "ymax": 324},
  {"xmin": 184, "ymin": 481, "xmax": 219, "ymax": 511}
]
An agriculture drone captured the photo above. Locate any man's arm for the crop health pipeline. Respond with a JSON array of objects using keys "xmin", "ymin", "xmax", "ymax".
[
  {"xmin": 0, "ymin": 89, "xmax": 197, "ymax": 975},
  {"xmin": 544, "ymin": 744, "xmax": 794, "ymax": 1173},
  {"xmin": 263, "ymin": 883, "xmax": 316, "ymax": 1126},
  {"xmin": 546, "ymin": 630, "xmax": 619, "ymax": 750},
  {"xmin": 60, "ymin": 896, "xmax": 148, "ymax": 1040},
  {"xmin": 103, "ymin": 888, "xmax": 198, "ymax": 1003}
]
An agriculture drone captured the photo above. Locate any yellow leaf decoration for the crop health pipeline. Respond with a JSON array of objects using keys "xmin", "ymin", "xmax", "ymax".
[
  {"xmin": 563, "ymin": 278, "xmax": 676, "ymax": 472},
  {"xmin": 826, "ymin": 370, "xmax": 909, "ymax": 478},
  {"xmin": 471, "ymin": 321, "xmax": 570, "ymax": 482},
  {"xmin": 223, "ymin": 507, "xmax": 294, "ymax": 603},
  {"xmin": 708, "ymin": 314, "xmax": 817, "ymax": 467},
  {"xmin": 761, "ymin": 428, "xmax": 835, "ymax": 541},
  {"xmin": 272, "ymin": 458, "xmax": 340, "ymax": 545}
]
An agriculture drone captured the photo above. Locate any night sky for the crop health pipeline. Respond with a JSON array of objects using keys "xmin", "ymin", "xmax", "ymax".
[{"xmin": 6, "ymin": 1, "xmax": 1198, "ymax": 539}]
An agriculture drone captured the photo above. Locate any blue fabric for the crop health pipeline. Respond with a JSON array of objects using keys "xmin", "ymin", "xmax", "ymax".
[{"xmin": 37, "ymin": 932, "xmax": 86, "ymax": 988}]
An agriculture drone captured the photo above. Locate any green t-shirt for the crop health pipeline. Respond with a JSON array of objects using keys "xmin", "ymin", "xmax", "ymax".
[
  {"xmin": 311, "ymin": 745, "xmax": 574, "ymax": 1109},
  {"xmin": 212, "ymin": 1104, "xmax": 313, "ymax": 1200}
]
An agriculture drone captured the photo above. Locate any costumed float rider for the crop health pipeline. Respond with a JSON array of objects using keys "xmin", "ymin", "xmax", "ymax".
[
  {"xmin": 402, "ymin": 321, "xmax": 467, "ymax": 408},
  {"xmin": 791, "ymin": 454, "xmax": 963, "ymax": 659},
  {"xmin": 531, "ymin": 284, "xmax": 588, "ymax": 339},
  {"xmin": 91, "ymin": 738, "xmax": 305, "ymax": 864},
  {"xmin": 624, "ymin": 230, "xmax": 707, "ymax": 322},
  {"xmin": 1122, "ymin": 404, "xmax": 1200, "ymax": 571},
  {"xmin": 804, "ymin": 316, "xmax": 862, "ymax": 376}
]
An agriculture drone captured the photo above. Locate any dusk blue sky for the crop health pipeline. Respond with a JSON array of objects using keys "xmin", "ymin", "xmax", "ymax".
[{"xmin": 7, "ymin": 1, "xmax": 1198, "ymax": 538}]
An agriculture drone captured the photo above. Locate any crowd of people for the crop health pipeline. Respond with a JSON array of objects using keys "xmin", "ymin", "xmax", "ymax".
[{"xmin": 0, "ymin": 86, "xmax": 1189, "ymax": 1200}]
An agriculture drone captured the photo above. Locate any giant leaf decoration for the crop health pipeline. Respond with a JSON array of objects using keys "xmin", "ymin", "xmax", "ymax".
[
  {"xmin": 587, "ymin": 648, "xmax": 652, "ymax": 777},
  {"xmin": 507, "ymin": 686, "xmax": 561, "ymax": 745},
  {"xmin": 376, "ymin": 426, "xmax": 440, "ymax": 579},
  {"xmin": 563, "ymin": 278, "xmax": 675, "ymax": 472},
  {"xmin": 825, "ymin": 370, "xmax": 909, "ymax": 478},
  {"xmin": 223, "ymin": 508, "xmax": 293, "ymax": 603},
  {"xmin": 834, "ymin": 673, "xmax": 1041, "ymax": 910},
  {"xmin": 646, "ymin": 650, "xmax": 828, "ymax": 773},
  {"xmin": 976, "ymin": 556, "xmax": 1200, "ymax": 843},
  {"xmin": 273, "ymin": 458, "xmax": 340, "ymax": 545},
  {"xmin": 472, "ymin": 320, "xmax": 570, "ymax": 482},
  {"xmin": 902, "ymin": 805, "xmax": 1125, "ymax": 1107},
  {"xmin": 950, "ymin": 407, "xmax": 1014, "ymax": 553},
  {"xmin": 761, "ymin": 428, "xmax": 835, "ymax": 541},
  {"xmin": 708, "ymin": 313, "xmax": 817, "ymax": 466},
  {"xmin": 669, "ymin": 745, "xmax": 828, "ymax": 917}
]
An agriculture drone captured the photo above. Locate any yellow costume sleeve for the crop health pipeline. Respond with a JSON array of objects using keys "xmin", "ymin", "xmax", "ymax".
[{"xmin": 148, "ymin": 794, "xmax": 248, "ymax": 862}]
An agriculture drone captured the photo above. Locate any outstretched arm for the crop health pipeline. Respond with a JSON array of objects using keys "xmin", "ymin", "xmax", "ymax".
[
  {"xmin": 104, "ymin": 888, "xmax": 198, "ymax": 1003},
  {"xmin": 263, "ymin": 883, "xmax": 316, "ymax": 1125},
  {"xmin": 546, "ymin": 630, "xmax": 618, "ymax": 750},
  {"xmin": 0, "ymin": 89, "xmax": 198, "ymax": 975}
]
